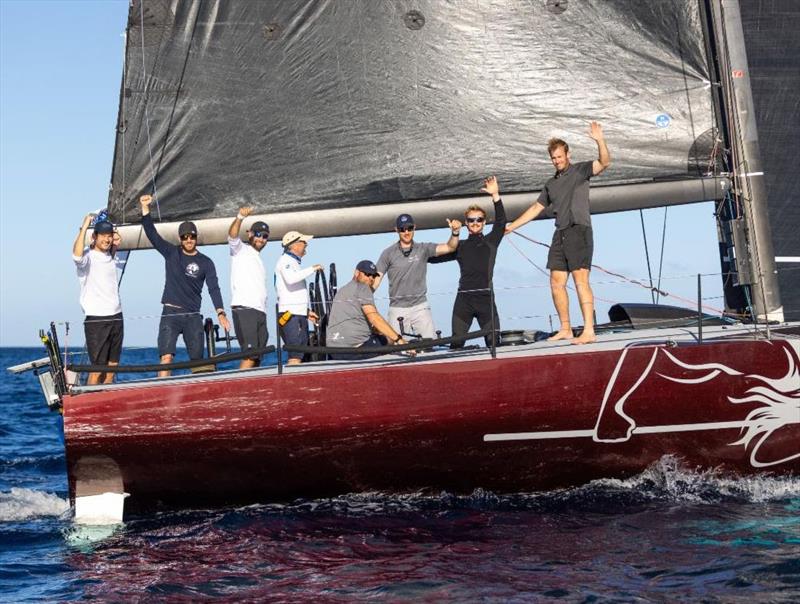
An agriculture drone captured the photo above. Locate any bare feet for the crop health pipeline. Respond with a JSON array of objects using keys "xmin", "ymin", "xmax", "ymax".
[
  {"xmin": 572, "ymin": 331, "xmax": 597, "ymax": 345},
  {"xmin": 547, "ymin": 329, "xmax": 574, "ymax": 342}
]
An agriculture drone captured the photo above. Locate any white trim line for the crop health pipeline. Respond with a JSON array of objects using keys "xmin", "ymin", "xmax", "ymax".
[
  {"xmin": 483, "ymin": 418, "xmax": 800, "ymax": 442},
  {"xmin": 775, "ymin": 256, "xmax": 800, "ymax": 263}
]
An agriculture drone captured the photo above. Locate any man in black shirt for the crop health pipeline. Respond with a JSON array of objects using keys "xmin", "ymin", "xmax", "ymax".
[
  {"xmin": 506, "ymin": 121, "xmax": 611, "ymax": 344},
  {"xmin": 140, "ymin": 194, "xmax": 231, "ymax": 376},
  {"xmin": 431, "ymin": 176, "xmax": 506, "ymax": 348}
]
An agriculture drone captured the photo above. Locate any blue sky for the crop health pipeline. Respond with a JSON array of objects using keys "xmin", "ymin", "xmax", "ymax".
[{"xmin": 0, "ymin": 0, "xmax": 724, "ymax": 348}]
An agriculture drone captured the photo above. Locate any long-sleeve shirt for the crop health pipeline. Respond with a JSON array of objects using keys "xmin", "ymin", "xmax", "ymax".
[
  {"xmin": 142, "ymin": 213, "xmax": 224, "ymax": 313},
  {"xmin": 275, "ymin": 252, "xmax": 316, "ymax": 315},
  {"xmin": 429, "ymin": 198, "xmax": 506, "ymax": 293}
]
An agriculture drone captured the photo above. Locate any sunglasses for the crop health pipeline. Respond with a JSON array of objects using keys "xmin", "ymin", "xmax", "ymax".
[
  {"xmin": 253, "ymin": 231, "xmax": 270, "ymax": 239},
  {"xmin": 466, "ymin": 216, "xmax": 485, "ymax": 224},
  {"xmin": 398, "ymin": 226, "xmax": 415, "ymax": 233},
  {"xmin": 180, "ymin": 233, "xmax": 197, "ymax": 240}
]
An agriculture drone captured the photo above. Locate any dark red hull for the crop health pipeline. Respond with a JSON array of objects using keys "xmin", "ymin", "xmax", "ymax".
[{"xmin": 63, "ymin": 329, "xmax": 800, "ymax": 513}]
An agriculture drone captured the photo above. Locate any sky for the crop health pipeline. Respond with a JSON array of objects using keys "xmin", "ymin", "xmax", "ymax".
[{"xmin": 0, "ymin": 0, "xmax": 725, "ymax": 349}]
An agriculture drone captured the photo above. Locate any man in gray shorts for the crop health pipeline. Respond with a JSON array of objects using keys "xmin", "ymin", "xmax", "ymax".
[
  {"xmin": 506, "ymin": 121, "xmax": 611, "ymax": 344},
  {"xmin": 373, "ymin": 213, "xmax": 461, "ymax": 340}
]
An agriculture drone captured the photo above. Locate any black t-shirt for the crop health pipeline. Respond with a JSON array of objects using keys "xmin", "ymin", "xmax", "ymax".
[{"xmin": 538, "ymin": 160, "xmax": 594, "ymax": 229}]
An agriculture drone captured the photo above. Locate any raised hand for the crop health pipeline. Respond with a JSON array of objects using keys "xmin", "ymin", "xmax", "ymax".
[
  {"xmin": 238, "ymin": 206, "xmax": 254, "ymax": 218},
  {"xmin": 589, "ymin": 121, "xmax": 604, "ymax": 142},
  {"xmin": 139, "ymin": 194, "xmax": 152, "ymax": 208},
  {"xmin": 480, "ymin": 175, "xmax": 500, "ymax": 199},
  {"xmin": 447, "ymin": 218, "xmax": 462, "ymax": 232}
]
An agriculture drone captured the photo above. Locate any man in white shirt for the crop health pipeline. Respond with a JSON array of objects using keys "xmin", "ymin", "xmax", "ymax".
[
  {"xmin": 228, "ymin": 207, "xmax": 269, "ymax": 369},
  {"xmin": 72, "ymin": 215, "xmax": 124, "ymax": 385},
  {"xmin": 275, "ymin": 231, "xmax": 323, "ymax": 365}
]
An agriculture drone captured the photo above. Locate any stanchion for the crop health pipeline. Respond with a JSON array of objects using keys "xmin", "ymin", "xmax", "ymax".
[
  {"xmin": 275, "ymin": 303, "xmax": 283, "ymax": 375},
  {"xmin": 697, "ymin": 273, "xmax": 703, "ymax": 343}
]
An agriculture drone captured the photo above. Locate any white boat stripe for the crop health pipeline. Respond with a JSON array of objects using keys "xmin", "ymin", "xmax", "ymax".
[
  {"xmin": 775, "ymin": 256, "xmax": 800, "ymax": 263},
  {"xmin": 483, "ymin": 418, "xmax": 800, "ymax": 442}
]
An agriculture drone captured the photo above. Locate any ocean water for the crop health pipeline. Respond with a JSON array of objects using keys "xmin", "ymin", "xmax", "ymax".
[{"xmin": 1, "ymin": 347, "xmax": 799, "ymax": 602}]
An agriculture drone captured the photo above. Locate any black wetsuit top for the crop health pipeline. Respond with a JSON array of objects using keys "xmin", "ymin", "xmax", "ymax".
[{"xmin": 429, "ymin": 198, "xmax": 506, "ymax": 293}]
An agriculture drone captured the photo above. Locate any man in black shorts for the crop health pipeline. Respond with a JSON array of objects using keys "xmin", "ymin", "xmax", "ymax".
[
  {"xmin": 506, "ymin": 121, "xmax": 611, "ymax": 344},
  {"xmin": 72, "ymin": 214, "xmax": 125, "ymax": 384}
]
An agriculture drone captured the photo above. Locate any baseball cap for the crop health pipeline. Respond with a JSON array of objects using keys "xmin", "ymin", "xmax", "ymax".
[
  {"xmin": 178, "ymin": 221, "xmax": 198, "ymax": 237},
  {"xmin": 93, "ymin": 220, "xmax": 114, "ymax": 235},
  {"xmin": 282, "ymin": 230, "xmax": 313, "ymax": 247},
  {"xmin": 356, "ymin": 260, "xmax": 378, "ymax": 276},
  {"xmin": 396, "ymin": 213, "xmax": 415, "ymax": 229},
  {"xmin": 250, "ymin": 221, "xmax": 270, "ymax": 236}
]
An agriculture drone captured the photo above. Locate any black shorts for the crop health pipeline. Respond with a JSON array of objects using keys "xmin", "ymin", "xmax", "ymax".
[
  {"xmin": 84, "ymin": 313, "xmax": 124, "ymax": 365},
  {"xmin": 232, "ymin": 307, "xmax": 268, "ymax": 355},
  {"xmin": 547, "ymin": 224, "xmax": 593, "ymax": 272},
  {"xmin": 279, "ymin": 314, "xmax": 308, "ymax": 360},
  {"xmin": 157, "ymin": 306, "xmax": 204, "ymax": 359}
]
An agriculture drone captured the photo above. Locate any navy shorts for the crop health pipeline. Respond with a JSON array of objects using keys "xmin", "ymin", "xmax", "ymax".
[
  {"xmin": 279, "ymin": 314, "xmax": 309, "ymax": 360},
  {"xmin": 329, "ymin": 334, "xmax": 387, "ymax": 361},
  {"xmin": 547, "ymin": 224, "xmax": 594, "ymax": 272},
  {"xmin": 157, "ymin": 306, "xmax": 204, "ymax": 359},
  {"xmin": 232, "ymin": 306, "xmax": 268, "ymax": 357},
  {"xmin": 84, "ymin": 313, "xmax": 124, "ymax": 365}
]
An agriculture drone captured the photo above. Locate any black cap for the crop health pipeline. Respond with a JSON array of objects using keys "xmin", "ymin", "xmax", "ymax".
[
  {"xmin": 250, "ymin": 220, "xmax": 269, "ymax": 235},
  {"xmin": 356, "ymin": 260, "xmax": 378, "ymax": 276},
  {"xmin": 93, "ymin": 220, "xmax": 114, "ymax": 235},
  {"xmin": 396, "ymin": 214, "xmax": 414, "ymax": 229},
  {"xmin": 178, "ymin": 221, "xmax": 198, "ymax": 237}
]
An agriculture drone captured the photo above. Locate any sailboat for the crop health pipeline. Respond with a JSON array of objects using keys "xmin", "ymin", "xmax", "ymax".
[{"xmin": 9, "ymin": 0, "xmax": 799, "ymax": 522}]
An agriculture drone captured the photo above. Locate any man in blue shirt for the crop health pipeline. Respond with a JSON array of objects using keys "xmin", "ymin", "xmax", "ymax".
[{"xmin": 139, "ymin": 194, "xmax": 231, "ymax": 375}]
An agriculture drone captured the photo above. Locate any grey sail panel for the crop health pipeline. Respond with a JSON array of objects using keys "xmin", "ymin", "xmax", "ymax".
[
  {"xmin": 109, "ymin": 0, "xmax": 715, "ymax": 226},
  {"xmin": 740, "ymin": 1, "xmax": 800, "ymax": 320}
]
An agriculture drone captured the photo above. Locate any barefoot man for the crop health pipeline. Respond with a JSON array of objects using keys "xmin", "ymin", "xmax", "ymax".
[{"xmin": 505, "ymin": 122, "xmax": 610, "ymax": 344}]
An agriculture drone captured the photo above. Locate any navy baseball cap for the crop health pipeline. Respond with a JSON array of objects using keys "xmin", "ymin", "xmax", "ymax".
[
  {"xmin": 93, "ymin": 220, "xmax": 114, "ymax": 235},
  {"xmin": 178, "ymin": 221, "xmax": 198, "ymax": 237},
  {"xmin": 356, "ymin": 260, "xmax": 378, "ymax": 276},
  {"xmin": 250, "ymin": 220, "xmax": 270, "ymax": 236},
  {"xmin": 396, "ymin": 214, "xmax": 414, "ymax": 229}
]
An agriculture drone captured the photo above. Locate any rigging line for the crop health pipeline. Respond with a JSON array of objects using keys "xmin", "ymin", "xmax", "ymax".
[
  {"xmin": 655, "ymin": 207, "xmax": 668, "ymax": 305},
  {"xmin": 510, "ymin": 231, "xmax": 725, "ymax": 314},
  {"xmin": 139, "ymin": 0, "xmax": 162, "ymax": 221},
  {"xmin": 639, "ymin": 210, "xmax": 656, "ymax": 304}
]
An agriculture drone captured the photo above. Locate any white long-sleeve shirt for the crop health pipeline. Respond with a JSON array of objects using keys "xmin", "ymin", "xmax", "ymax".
[
  {"xmin": 229, "ymin": 236, "xmax": 267, "ymax": 313},
  {"xmin": 275, "ymin": 252, "xmax": 316, "ymax": 315}
]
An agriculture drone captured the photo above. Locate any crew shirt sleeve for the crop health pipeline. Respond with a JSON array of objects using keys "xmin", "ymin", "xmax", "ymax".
[
  {"xmin": 141, "ymin": 213, "xmax": 174, "ymax": 258},
  {"xmin": 278, "ymin": 259, "xmax": 316, "ymax": 285},
  {"xmin": 537, "ymin": 185, "xmax": 550, "ymax": 207},
  {"xmin": 228, "ymin": 235, "xmax": 243, "ymax": 256},
  {"xmin": 488, "ymin": 198, "xmax": 507, "ymax": 244},
  {"xmin": 204, "ymin": 257, "xmax": 225, "ymax": 310},
  {"xmin": 428, "ymin": 251, "xmax": 456, "ymax": 264},
  {"xmin": 73, "ymin": 248, "xmax": 90, "ymax": 272},
  {"xmin": 375, "ymin": 247, "xmax": 391, "ymax": 275},
  {"xmin": 356, "ymin": 281, "xmax": 376, "ymax": 306},
  {"xmin": 421, "ymin": 242, "xmax": 438, "ymax": 260},
  {"xmin": 579, "ymin": 161, "xmax": 594, "ymax": 181}
]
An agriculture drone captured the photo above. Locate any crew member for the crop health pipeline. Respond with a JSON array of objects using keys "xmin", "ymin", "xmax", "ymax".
[{"xmin": 506, "ymin": 121, "xmax": 611, "ymax": 344}]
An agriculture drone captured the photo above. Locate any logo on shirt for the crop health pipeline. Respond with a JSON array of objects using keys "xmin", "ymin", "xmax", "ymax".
[{"xmin": 185, "ymin": 262, "xmax": 200, "ymax": 278}]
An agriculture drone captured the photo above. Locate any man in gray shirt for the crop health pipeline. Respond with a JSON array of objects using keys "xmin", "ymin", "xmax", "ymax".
[
  {"xmin": 506, "ymin": 121, "xmax": 611, "ymax": 344},
  {"xmin": 373, "ymin": 213, "xmax": 461, "ymax": 339},
  {"xmin": 327, "ymin": 260, "xmax": 412, "ymax": 360}
]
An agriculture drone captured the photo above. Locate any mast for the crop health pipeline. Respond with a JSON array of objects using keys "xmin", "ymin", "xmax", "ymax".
[{"xmin": 707, "ymin": 0, "xmax": 783, "ymax": 322}]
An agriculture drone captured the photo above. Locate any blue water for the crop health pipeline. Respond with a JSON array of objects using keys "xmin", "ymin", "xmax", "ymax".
[{"xmin": 2, "ymin": 347, "xmax": 799, "ymax": 602}]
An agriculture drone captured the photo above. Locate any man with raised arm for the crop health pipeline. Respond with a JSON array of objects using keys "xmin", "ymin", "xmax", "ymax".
[
  {"xmin": 430, "ymin": 176, "xmax": 506, "ymax": 349},
  {"xmin": 506, "ymin": 121, "xmax": 611, "ymax": 344},
  {"xmin": 372, "ymin": 214, "xmax": 461, "ymax": 340},
  {"xmin": 227, "ymin": 207, "xmax": 269, "ymax": 369},
  {"xmin": 326, "ymin": 260, "xmax": 413, "ymax": 360},
  {"xmin": 72, "ymin": 215, "xmax": 124, "ymax": 385},
  {"xmin": 275, "ymin": 230, "xmax": 323, "ymax": 365},
  {"xmin": 139, "ymin": 194, "xmax": 231, "ymax": 376}
]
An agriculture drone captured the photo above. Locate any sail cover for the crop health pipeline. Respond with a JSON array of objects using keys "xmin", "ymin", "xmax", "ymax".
[
  {"xmin": 740, "ymin": 1, "xmax": 800, "ymax": 320},
  {"xmin": 109, "ymin": 0, "xmax": 716, "ymax": 225}
]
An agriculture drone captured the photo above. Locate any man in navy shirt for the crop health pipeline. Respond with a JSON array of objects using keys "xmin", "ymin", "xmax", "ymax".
[
  {"xmin": 506, "ymin": 121, "xmax": 611, "ymax": 344},
  {"xmin": 140, "ymin": 194, "xmax": 231, "ymax": 375}
]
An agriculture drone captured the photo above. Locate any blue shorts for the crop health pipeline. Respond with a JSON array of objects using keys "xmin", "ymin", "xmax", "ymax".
[
  {"xmin": 279, "ymin": 314, "xmax": 309, "ymax": 360},
  {"xmin": 157, "ymin": 306, "xmax": 204, "ymax": 359}
]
